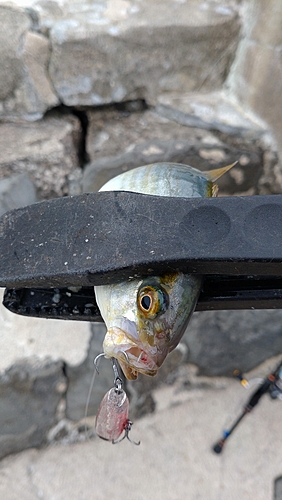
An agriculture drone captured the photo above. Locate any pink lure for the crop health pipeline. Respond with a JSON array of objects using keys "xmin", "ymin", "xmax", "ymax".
[{"xmin": 95, "ymin": 387, "xmax": 129, "ymax": 441}]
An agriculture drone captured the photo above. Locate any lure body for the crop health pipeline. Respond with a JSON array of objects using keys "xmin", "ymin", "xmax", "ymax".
[
  {"xmin": 95, "ymin": 387, "xmax": 129, "ymax": 441},
  {"xmin": 95, "ymin": 162, "xmax": 233, "ymax": 380}
]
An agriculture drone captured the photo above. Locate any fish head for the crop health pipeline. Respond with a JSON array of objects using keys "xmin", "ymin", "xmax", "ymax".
[{"xmin": 95, "ymin": 273, "xmax": 202, "ymax": 380}]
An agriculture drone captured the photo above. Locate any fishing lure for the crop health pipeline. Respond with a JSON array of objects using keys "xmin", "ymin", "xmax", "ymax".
[{"xmin": 95, "ymin": 357, "xmax": 140, "ymax": 445}]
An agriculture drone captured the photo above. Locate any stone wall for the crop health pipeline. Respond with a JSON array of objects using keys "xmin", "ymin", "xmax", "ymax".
[
  {"xmin": 0, "ymin": 0, "xmax": 282, "ymax": 459},
  {"xmin": 227, "ymin": 0, "xmax": 282, "ymax": 159}
]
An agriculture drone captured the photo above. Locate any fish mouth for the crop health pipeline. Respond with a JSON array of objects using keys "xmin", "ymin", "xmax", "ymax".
[{"xmin": 103, "ymin": 326, "xmax": 159, "ymax": 380}]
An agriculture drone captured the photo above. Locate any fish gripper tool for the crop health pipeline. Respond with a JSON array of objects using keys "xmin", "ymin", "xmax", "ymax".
[{"xmin": 0, "ymin": 191, "xmax": 282, "ymax": 321}]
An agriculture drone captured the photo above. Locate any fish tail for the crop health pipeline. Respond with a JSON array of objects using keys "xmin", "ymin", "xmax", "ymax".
[{"xmin": 203, "ymin": 161, "xmax": 238, "ymax": 182}]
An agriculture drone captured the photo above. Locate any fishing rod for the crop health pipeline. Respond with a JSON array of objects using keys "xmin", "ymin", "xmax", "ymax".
[{"xmin": 213, "ymin": 360, "xmax": 282, "ymax": 454}]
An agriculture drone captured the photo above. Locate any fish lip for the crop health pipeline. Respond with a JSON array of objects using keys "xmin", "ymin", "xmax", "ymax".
[
  {"xmin": 103, "ymin": 325, "xmax": 159, "ymax": 375},
  {"xmin": 123, "ymin": 345, "xmax": 158, "ymax": 370}
]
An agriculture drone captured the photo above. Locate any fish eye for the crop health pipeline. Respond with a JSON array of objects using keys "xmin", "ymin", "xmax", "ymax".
[
  {"xmin": 141, "ymin": 295, "xmax": 151, "ymax": 311},
  {"xmin": 137, "ymin": 284, "xmax": 168, "ymax": 319}
]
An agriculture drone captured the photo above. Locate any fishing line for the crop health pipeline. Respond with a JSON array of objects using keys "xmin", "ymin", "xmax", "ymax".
[
  {"xmin": 83, "ymin": 353, "xmax": 140, "ymax": 444},
  {"xmin": 83, "ymin": 355, "xmax": 102, "ymax": 440}
]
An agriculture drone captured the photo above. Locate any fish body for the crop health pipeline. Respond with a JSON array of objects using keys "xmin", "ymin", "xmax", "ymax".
[
  {"xmin": 95, "ymin": 162, "xmax": 233, "ymax": 380},
  {"xmin": 99, "ymin": 162, "xmax": 215, "ymax": 198}
]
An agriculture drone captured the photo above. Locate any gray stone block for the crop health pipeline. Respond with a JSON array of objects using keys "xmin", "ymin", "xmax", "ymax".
[
  {"xmin": 0, "ymin": 5, "xmax": 30, "ymax": 102},
  {"xmin": 0, "ymin": 4, "xmax": 58, "ymax": 121},
  {"xmin": 0, "ymin": 114, "xmax": 81, "ymax": 199},
  {"xmin": 155, "ymin": 92, "xmax": 281, "ymax": 194},
  {"xmin": 82, "ymin": 107, "xmax": 263, "ymax": 194},
  {"xmin": 0, "ymin": 359, "xmax": 66, "ymax": 460},
  {"xmin": 275, "ymin": 476, "xmax": 282, "ymax": 500},
  {"xmin": 155, "ymin": 90, "xmax": 264, "ymax": 137},
  {"xmin": 48, "ymin": 0, "xmax": 240, "ymax": 106},
  {"xmin": 184, "ymin": 309, "xmax": 282, "ymax": 376},
  {"xmin": 227, "ymin": 0, "xmax": 282, "ymax": 159},
  {"xmin": 0, "ymin": 173, "xmax": 37, "ymax": 217}
]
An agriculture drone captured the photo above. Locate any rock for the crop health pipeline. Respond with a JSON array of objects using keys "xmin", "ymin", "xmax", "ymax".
[
  {"xmin": 0, "ymin": 4, "xmax": 58, "ymax": 121},
  {"xmin": 20, "ymin": 31, "xmax": 59, "ymax": 114},
  {"xmin": 82, "ymin": 107, "xmax": 263, "ymax": 194},
  {"xmin": 275, "ymin": 476, "xmax": 282, "ymax": 500},
  {"xmin": 0, "ymin": 359, "xmax": 66, "ymax": 460},
  {"xmin": 0, "ymin": 5, "xmax": 30, "ymax": 102},
  {"xmin": 155, "ymin": 91, "xmax": 282, "ymax": 194},
  {"xmin": 184, "ymin": 309, "xmax": 282, "ymax": 376},
  {"xmin": 48, "ymin": 0, "xmax": 240, "ymax": 106},
  {"xmin": 0, "ymin": 114, "xmax": 82, "ymax": 199},
  {"xmin": 227, "ymin": 0, "xmax": 282, "ymax": 159},
  {"xmin": 65, "ymin": 324, "xmax": 114, "ymax": 421},
  {"xmin": 258, "ymin": 146, "xmax": 282, "ymax": 195},
  {"xmin": 155, "ymin": 90, "xmax": 265, "ymax": 137},
  {"xmin": 0, "ymin": 173, "xmax": 37, "ymax": 217}
]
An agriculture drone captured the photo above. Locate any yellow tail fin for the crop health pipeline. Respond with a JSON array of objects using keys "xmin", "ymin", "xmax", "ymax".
[{"xmin": 203, "ymin": 161, "xmax": 238, "ymax": 182}]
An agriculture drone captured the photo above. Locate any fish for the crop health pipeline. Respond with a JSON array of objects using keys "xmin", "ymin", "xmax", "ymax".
[{"xmin": 95, "ymin": 162, "xmax": 235, "ymax": 380}]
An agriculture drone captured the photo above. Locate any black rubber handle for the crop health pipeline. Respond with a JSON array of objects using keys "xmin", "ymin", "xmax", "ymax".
[{"xmin": 0, "ymin": 192, "xmax": 282, "ymax": 288}]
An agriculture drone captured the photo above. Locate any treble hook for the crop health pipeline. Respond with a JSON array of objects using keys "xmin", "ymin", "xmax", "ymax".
[
  {"xmin": 93, "ymin": 353, "xmax": 141, "ymax": 446},
  {"xmin": 112, "ymin": 420, "xmax": 141, "ymax": 446}
]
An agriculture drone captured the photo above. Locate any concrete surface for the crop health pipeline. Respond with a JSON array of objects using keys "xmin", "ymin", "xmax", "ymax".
[
  {"xmin": 0, "ymin": 358, "xmax": 281, "ymax": 500},
  {"xmin": 0, "ymin": 289, "xmax": 91, "ymax": 371}
]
